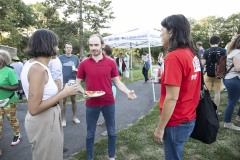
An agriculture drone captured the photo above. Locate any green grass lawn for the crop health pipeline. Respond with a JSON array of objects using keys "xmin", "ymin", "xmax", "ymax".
[
  {"xmin": 67, "ymin": 76, "xmax": 240, "ymax": 160},
  {"xmin": 19, "ymin": 69, "xmax": 240, "ymax": 160}
]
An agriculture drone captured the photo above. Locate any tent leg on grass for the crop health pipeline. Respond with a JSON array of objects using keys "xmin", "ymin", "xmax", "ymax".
[{"xmin": 152, "ymin": 82, "xmax": 156, "ymax": 102}]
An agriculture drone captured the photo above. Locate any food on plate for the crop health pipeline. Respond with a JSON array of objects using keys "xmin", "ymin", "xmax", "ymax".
[{"xmin": 85, "ymin": 90, "xmax": 105, "ymax": 97}]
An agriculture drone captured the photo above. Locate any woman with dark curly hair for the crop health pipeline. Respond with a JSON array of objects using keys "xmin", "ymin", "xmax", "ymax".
[
  {"xmin": 0, "ymin": 50, "xmax": 21, "ymax": 156},
  {"xmin": 21, "ymin": 29, "xmax": 78, "ymax": 160}
]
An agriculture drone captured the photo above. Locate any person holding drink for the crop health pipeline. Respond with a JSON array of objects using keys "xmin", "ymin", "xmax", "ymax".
[
  {"xmin": 21, "ymin": 29, "xmax": 78, "ymax": 160},
  {"xmin": 59, "ymin": 42, "xmax": 80, "ymax": 127}
]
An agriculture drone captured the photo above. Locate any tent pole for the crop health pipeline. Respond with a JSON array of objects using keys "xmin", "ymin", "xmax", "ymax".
[
  {"xmin": 130, "ymin": 43, "xmax": 133, "ymax": 70},
  {"xmin": 152, "ymin": 83, "xmax": 156, "ymax": 102},
  {"xmin": 148, "ymin": 32, "xmax": 156, "ymax": 102},
  {"xmin": 148, "ymin": 34, "xmax": 153, "ymax": 76}
]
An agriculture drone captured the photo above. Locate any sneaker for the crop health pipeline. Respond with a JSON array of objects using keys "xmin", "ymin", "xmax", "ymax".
[
  {"xmin": 224, "ymin": 122, "xmax": 240, "ymax": 131},
  {"xmin": 97, "ymin": 121, "xmax": 106, "ymax": 126},
  {"xmin": 109, "ymin": 158, "xmax": 115, "ymax": 160},
  {"xmin": 62, "ymin": 120, "xmax": 66, "ymax": 127},
  {"xmin": 101, "ymin": 130, "xmax": 108, "ymax": 136},
  {"xmin": 73, "ymin": 118, "xmax": 80, "ymax": 124},
  {"xmin": 11, "ymin": 134, "xmax": 22, "ymax": 146},
  {"xmin": 236, "ymin": 116, "xmax": 240, "ymax": 122}
]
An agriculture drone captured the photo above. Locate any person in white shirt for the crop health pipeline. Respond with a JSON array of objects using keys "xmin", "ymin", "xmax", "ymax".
[
  {"xmin": 124, "ymin": 52, "xmax": 130, "ymax": 78},
  {"xmin": 10, "ymin": 56, "xmax": 24, "ymax": 99},
  {"xmin": 21, "ymin": 29, "xmax": 78, "ymax": 160}
]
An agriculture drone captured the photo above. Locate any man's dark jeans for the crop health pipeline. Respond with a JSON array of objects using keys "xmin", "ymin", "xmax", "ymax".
[{"xmin": 142, "ymin": 67, "xmax": 149, "ymax": 82}]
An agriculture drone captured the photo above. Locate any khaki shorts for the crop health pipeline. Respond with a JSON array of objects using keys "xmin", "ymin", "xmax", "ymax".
[{"xmin": 204, "ymin": 75, "xmax": 223, "ymax": 91}]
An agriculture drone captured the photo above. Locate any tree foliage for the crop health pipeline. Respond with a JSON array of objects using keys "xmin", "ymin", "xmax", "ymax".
[
  {"xmin": 43, "ymin": 0, "xmax": 114, "ymax": 32},
  {"xmin": 42, "ymin": 0, "xmax": 115, "ymax": 56},
  {"xmin": 191, "ymin": 13, "xmax": 240, "ymax": 49},
  {"xmin": 0, "ymin": 0, "xmax": 239, "ymax": 62},
  {"xmin": 0, "ymin": 0, "xmax": 36, "ymax": 32},
  {"xmin": 0, "ymin": 0, "xmax": 36, "ymax": 57}
]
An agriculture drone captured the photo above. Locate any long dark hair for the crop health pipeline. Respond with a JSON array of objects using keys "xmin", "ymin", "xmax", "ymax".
[
  {"xmin": 227, "ymin": 34, "xmax": 240, "ymax": 54},
  {"xmin": 161, "ymin": 14, "xmax": 198, "ymax": 55},
  {"xmin": 27, "ymin": 29, "xmax": 59, "ymax": 58}
]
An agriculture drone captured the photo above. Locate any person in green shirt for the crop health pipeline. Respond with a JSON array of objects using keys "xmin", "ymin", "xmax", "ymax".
[{"xmin": 0, "ymin": 50, "xmax": 21, "ymax": 156}]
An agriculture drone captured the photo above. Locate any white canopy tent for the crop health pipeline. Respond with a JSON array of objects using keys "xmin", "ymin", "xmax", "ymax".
[
  {"xmin": 103, "ymin": 27, "xmax": 162, "ymax": 71},
  {"xmin": 103, "ymin": 27, "xmax": 162, "ymax": 102},
  {"xmin": 103, "ymin": 27, "xmax": 162, "ymax": 48}
]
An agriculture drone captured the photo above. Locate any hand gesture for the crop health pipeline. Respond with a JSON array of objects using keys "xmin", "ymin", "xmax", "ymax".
[{"xmin": 128, "ymin": 90, "xmax": 137, "ymax": 100}]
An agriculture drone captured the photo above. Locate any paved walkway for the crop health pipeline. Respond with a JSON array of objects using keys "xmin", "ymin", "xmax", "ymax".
[{"xmin": 0, "ymin": 80, "xmax": 160, "ymax": 160}]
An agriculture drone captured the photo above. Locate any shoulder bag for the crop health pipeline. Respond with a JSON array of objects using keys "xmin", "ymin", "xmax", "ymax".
[{"xmin": 190, "ymin": 63, "xmax": 220, "ymax": 144}]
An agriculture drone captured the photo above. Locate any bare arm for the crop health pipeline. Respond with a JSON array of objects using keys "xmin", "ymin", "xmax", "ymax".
[
  {"xmin": 112, "ymin": 76, "xmax": 137, "ymax": 99},
  {"xmin": 154, "ymin": 85, "xmax": 180, "ymax": 142},
  {"xmin": 201, "ymin": 59, "xmax": 206, "ymax": 66},
  {"xmin": 27, "ymin": 64, "xmax": 77, "ymax": 116},
  {"xmin": 76, "ymin": 78, "xmax": 85, "ymax": 94},
  {"xmin": 0, "ymin": 84, "xmax": 18, "ymax": 91},
  {"xmin": 76, "ymin": 78, "xmax": 90, "ymax": 99},
  {"xmin": 233, "ymin": 53, "xmax": 240, "ymax": 72}
]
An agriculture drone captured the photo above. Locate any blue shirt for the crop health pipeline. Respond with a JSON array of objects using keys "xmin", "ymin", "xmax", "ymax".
[
  {"xmin": 199, "ymin": 48, "xmax": 205, "ymax": 57},
  {"xmin": 59, "ymin": 54, "xmax": 79, "ymax": 83}
]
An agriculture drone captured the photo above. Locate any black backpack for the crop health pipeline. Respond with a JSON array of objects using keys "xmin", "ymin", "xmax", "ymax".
[{"xmin": 206, "ymin": 48, "xmax": 222, "ymax": 77}]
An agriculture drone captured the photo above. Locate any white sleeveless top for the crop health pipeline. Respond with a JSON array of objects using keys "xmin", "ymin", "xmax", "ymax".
[{"xmin": 21, "ymin": 60, "xmax": 58, "ymax": 100}]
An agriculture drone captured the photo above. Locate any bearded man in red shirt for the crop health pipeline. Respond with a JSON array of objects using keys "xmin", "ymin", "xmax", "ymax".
[{"xmin": 76, "ymin": 34, "xmax": 137, "ymax": 160}]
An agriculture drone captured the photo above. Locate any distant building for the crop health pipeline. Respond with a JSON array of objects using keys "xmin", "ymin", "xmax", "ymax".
[{"xmin": 0, "ymin": 45, "xmax": 17, "ymax": 57}]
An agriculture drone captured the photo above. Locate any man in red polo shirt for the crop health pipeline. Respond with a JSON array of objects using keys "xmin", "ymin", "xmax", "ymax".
[{"xmin": 76, "ymin": 34, "xmax": 137, "ymax": 160}]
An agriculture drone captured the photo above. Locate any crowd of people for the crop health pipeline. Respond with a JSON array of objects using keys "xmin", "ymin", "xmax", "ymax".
[{"xmin": 0, "ymin": 13, "xmax": 239, "ymax": 160}]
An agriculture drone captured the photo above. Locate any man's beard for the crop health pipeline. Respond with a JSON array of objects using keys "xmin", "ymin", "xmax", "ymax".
[{"xmin": 91, "ymin": 50, "xmax": 101, "ymax": 56}]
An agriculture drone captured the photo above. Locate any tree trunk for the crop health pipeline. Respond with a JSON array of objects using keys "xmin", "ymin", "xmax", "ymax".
[{"xmin": 79, "ymin": 0, "xmax": 84, "ymax": 58}]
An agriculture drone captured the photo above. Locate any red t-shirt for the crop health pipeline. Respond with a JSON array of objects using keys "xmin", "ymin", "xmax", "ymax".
[
  {"xmin": 77, "ymin": 55, "xmax": 119, "ymax": 106},
  {"xmin": 160, "ymin": 48, "xmax": 201, "ymax": 127}
]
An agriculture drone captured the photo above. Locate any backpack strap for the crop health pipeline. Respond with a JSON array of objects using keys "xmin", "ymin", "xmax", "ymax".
[
  {"xmin": 224, "ymin": 64, "xmax": 234, "ymax": 77},
  {"xmin": 199, "ymin": 59, "xmax": 205, "ymax": 90},
  {"xmin": 9, "ymin": 92, "xmax": 15, "ymax": 99}
]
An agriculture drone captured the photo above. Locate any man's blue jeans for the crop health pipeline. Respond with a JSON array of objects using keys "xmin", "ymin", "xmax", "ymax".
[
  {"xmin": 163, "ymin": 120, "xmax": 195, "ymax": 160},
  {"xmin": 223, "ymin": 76, "xmax": 240, "ymax": 123},
  {"xmin": 142, "ymin": 67, "xmax": 149, "ymax": 82},
  {"xmin": 86, "ymin": 104, "xmax": 116, "ymax": 160}
]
